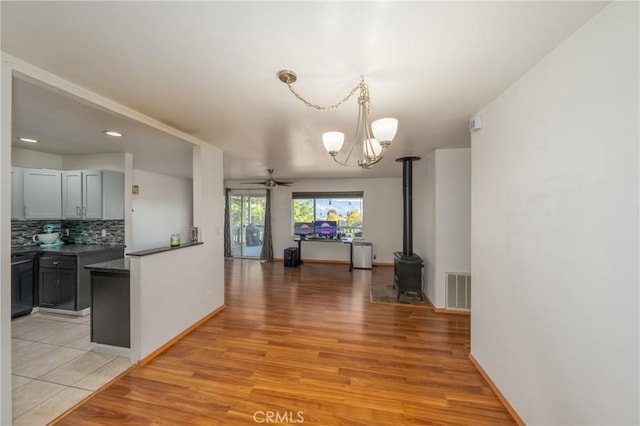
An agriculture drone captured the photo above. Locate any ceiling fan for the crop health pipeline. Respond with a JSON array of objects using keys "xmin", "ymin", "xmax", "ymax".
[{"xmin": 241, "ymin": 169, "xmax": 294, "ymax": 189}]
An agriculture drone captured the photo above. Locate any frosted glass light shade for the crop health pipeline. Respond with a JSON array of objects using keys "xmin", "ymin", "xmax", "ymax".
[
  {"xmin": 364, "ymin": 139, "xmax": 382, "ymax": 159},
  {"xmin": 322, "ymin": 131, "xmax": 345, "ymax": 154},
  {"xmin": 371, "ymin": 118, "xmax": 398, "ymax": 143}
]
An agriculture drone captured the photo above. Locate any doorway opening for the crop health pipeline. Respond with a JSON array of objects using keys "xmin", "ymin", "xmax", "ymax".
[{"xmin": 230, "ymin": 193, "xmax": 266, "ymax": 258}]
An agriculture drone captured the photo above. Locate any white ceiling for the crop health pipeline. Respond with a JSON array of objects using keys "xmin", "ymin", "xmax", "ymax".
[
  {"xmin": 1, "ymin": 1, "xmax": 607, "ymax": 182},
  {"xmin": 12, "ymin": 76, "xmax": 194, "ymax": 178}
]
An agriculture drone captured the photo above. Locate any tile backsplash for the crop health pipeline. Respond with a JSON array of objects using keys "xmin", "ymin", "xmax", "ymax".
[{"xmin": 12, "ymin": 220, "xmax": 125, "ymax": 247}]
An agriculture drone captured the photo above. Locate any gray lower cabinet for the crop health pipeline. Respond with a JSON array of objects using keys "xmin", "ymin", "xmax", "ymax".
[
  {"xmin": 38, "ymin": 247, "xmax": 124, "ymax": 311},
  {"xmin": 39, "ymin": 256, "xmax": 76, "ymax": 310},
  {"xmin": 12, "ymin": 255, "xmax": 35, "ymax": 318},
  {"xmin": 91, "ymin": 271, "xmax": 130, "ymax": 348}
]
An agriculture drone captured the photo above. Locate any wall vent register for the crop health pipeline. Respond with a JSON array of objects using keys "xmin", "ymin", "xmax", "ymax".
[{"xmin": 446, "ymin": 273, "xmax": 471, "ymax": 311}]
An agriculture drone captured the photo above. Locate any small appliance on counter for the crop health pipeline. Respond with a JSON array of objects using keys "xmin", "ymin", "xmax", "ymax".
[{"xmin": 33, "ymin": 223, "xmax": 65, "ymax": 247}]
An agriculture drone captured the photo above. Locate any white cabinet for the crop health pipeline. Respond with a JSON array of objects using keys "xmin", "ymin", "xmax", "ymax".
[
  {"xmin": 62, "ymin": 170, "xmax": 124, "ymax": 220},
  {"xmin": 83, "ymin": 170, "xmax": 103, "ymax": 219},
  {"xmin": 11, "ymin": 167, "xmax": 24, "ymax": 219},
  {"xmin": 62, "ymin": 170, "xmax": 101, "ymax": 219},
  {"xmin": 22, "ymin": 168, "xmax": 62, "ymax": 219},
  {"xmin": 62, "ymin": 171, "xmax": 83, "ymax": 219}
]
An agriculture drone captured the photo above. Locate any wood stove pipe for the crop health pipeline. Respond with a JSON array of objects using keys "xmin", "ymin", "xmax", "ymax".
[{"xmin": 395, "ymin": 156, "xmax": 421, "ymax": 256}]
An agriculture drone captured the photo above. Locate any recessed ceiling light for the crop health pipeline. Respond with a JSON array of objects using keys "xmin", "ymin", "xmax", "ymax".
[
  {"xmin": 103, "ymin": 130, "xmax": 123, "ymax": 137},
  {"xmin": 19, "ymin": 137, "xmax": 39, "ymax": 143}
]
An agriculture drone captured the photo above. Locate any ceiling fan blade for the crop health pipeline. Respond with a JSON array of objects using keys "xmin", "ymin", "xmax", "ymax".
[
  {"xmin": 274, "ymin": 181, "xmax": 294, "ymax": 186},
  {"xmin": 241, "ymin": 181, "xmax": 268, "ymax": 185}
]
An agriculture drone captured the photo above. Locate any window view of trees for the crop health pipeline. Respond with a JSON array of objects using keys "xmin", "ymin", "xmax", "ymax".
[
  {"xmin": 231, "ymin": 196, "xmax": 265, "ymax": 225},
  {"xmin": 293, "ymin": 199, "xmax": 314, "ymax": 223},
  {"xmin": 230, "ymin": 195, "xmax": 266, "ymax": 252},
  {"xmin": 292, "ymin": 195, "xmax": 364, "ymax": 237}
]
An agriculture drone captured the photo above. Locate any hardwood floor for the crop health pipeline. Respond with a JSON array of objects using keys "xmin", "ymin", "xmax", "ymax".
[{"xmin": 55, "ymin": 259, "xmax": 515, "ymax": 425}]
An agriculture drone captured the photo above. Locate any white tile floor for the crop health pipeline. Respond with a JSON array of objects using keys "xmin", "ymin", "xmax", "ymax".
[{"xmin": 11, "ymin": 312, "xmax": 132, "ymax": 426}]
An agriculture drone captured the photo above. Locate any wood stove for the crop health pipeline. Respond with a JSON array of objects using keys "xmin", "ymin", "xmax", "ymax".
[{"xmin": 393, "ymin": 157, "xmax": 424, "ymax": 299}]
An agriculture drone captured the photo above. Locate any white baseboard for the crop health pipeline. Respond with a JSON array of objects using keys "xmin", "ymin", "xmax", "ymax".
[
  {"xmin": 93, "ymin": 343, "xmax": 131, "ymax": 358},
  {"xmin": 39, "ymin": 307, "xmax": 91, "ymax": 317}
]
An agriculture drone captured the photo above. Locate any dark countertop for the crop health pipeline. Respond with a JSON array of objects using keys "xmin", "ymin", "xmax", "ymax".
[
  {"xmin": 11, "ymin": 244, "xmax": 125, "ymax": 256},
  {"xmin": 84, "ymin": 257, "xmax": 130, "ymax": 273},
  {"xmin": 127, "ymin": 241, "xmax": 203, "ymax": 257}
]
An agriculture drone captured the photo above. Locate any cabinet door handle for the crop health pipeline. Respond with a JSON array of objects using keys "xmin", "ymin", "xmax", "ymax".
[{"xmin": 53, "ymin": 261, "xmax": 59, "ymax": 265}]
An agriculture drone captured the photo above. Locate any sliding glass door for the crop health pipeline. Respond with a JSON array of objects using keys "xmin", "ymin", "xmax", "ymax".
[{"xmin": 230, "ymin": 192, "xmax": 266, "ymax": 258}]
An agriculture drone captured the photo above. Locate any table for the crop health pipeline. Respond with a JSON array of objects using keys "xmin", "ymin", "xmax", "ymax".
[{"xmin": 293, "ymin": 237, "xmax": 354, "ymax": 270}]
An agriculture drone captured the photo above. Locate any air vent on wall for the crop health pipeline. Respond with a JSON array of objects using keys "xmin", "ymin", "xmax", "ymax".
[{"xmin": 446, "ymin": 273, "xmax": 471, "ymax": 311}]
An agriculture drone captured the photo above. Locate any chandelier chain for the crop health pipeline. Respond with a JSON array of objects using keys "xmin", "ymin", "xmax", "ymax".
[
  {"xmin": 277, "ymin": 69, "xmax": 396, "ymax": 169},
  {"xmin": 284, "ymin": 79, "xmax": 366, "ymax": 111}
]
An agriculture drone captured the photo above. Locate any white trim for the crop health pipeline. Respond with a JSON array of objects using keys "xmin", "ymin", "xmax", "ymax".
[
  {"xmin": 39, "ymin": 307, "xmax": 91, "ymax": 317},
  {"xmin": 93, "ymin": 344, "xmax": 132, "ymax": 359},
  {"xmin": 1, "ymin": 53, "xmax": 14, "ymax": 426}
]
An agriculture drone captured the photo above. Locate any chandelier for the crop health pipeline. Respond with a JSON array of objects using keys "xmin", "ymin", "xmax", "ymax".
[{"xmin": 277, "ymin": 70, "xmax": 398, "ymax": 169}]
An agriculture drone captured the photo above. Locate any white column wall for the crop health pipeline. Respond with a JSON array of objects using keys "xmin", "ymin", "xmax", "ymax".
[
  {"xmin": 413, "ymin": 154, "xmax": 436, "ymax": 302},
  {"xmin": 413, "ymin": 149, "xmax": 471, "ymax": 308},
  {"xmin": 0, "ymin": 53, "xmax": 13, "ymax": 426},
  {"xmin": 434, "ymin": 148, "xmax": 471, "ymax": 308},
  {"xmin": 130, "ymin": 143, "xmax": 224, "ymax": 361},
  {"xmin": 470, "ymin": 3, "xmax": 639, "ymax": 424}
]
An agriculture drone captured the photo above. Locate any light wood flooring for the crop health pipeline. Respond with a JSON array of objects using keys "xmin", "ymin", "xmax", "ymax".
[{"xmin": 56, "ymin": 259, "xmax": 515, "ymax": 425}]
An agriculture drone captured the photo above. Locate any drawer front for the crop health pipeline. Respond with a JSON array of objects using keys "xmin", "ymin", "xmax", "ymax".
[{"xmin": 39, "ymin": 256, "xmax": 76, "ymax": 269}]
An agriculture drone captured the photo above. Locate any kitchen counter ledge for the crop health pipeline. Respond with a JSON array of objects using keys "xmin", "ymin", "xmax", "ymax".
[
  {"xmin": 85, "ymin": 258, "xmax": 130, "ymax": 273},
  {"xmin": 127, "ymin": 241, "xmax": 203, "ymax": 257}
]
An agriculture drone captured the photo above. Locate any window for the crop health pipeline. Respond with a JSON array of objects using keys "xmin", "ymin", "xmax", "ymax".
[{"xmin": 292, "ymin": 192, "xmax": 364, "ymax": 237}]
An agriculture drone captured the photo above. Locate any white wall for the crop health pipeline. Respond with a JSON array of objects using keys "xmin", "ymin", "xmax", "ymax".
[
  {"xmin": 130, "ymin": 143, "xmax": 224, "ymax": 361},
  {"xmin": 414, "ymin": 149, "xmax": 471, "ymax": 308},
  {"xmin": 130, "ymin": 169, "xmax": 193, "ymax": 251},
  {"xmin": 470, "ymin": 3, "xmax": 639, "ymax": 425},
  {"xmin": 268, "ymin": 178, "xmax": 403, "ymax": 264},
  {"xmin": 12, "ymin": 147, "xmax": 62, "ymax": 169},
  {"xmin": 13, "ymin": 149, "xmax": 127, "ymax": 172},
  {"xmin": 62, "ymin": 152, "xmax": 126, "ymax": 172},
  {"xmin": 435, "ymin": 149, "xmax": 471, "ymax": 307},
  {"xmin": 413, "ymin": 154, "xmax": 436, "ymax": 301},
  {"xmin": 0, "ymin": 51, "xmax": 14, "ymax": 426}
]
